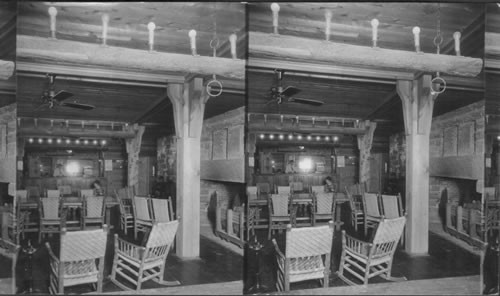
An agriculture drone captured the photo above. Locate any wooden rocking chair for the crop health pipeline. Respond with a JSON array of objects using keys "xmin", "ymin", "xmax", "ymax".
[
  {"xmin": 110, "ymin": 220, "xmax": 180, "ymax": 291},
  {"xmin": 348, "ymin": 194, "xmax": 364, "ymax": 232},
  {"xmin": 116, "ymin": 192, "xmax": 134, "ymax": 235},
  {"xmin": 312, "ymin": 191, "xmax": 334, "ymax": 226},
  {"xmin": 46, "ymin": 226, "xmax": 108, "ymax": 294},
  {"xmin": 81, "ymin": 196, "xmax": 105, "ymax": 229},
  {"xmin": 337, "ymin": 216, "xmax": 407, "ymax": 286},
  {"xmin": 39, "ymin": 197, "xmax": 65, "ymax": 243},
  {"xmin": 151, "ymin": 197, "xmax": 174, "ymax": 222},
  {"xmin": 272, "ymin": 221, "xmax": 334, "ymax": 292},
  {"xmin": 363, "ymin": 192, "xmax": 383, "ymax": 236},
  {"xmin": 0, "ymin": 238, "xmax": 20, "ymax": 294},
  {"xmin": 133, "ymin": 196, "xmax": 154, "ymax": 240},
  {"xmin": 380, "ymin": 194, "xmax": 405, "ymax": 245},
  {"xmin": 268, "ymin": 194, "xmax": 292, "ymax": 239}
]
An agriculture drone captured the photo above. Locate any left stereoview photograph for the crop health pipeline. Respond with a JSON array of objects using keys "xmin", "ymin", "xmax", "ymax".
[
  {"xmin": 14, "ymin": 2, "xmax": 245, "ymax": 294},
  {"xmin": 0, "ymin": 0, "xmax": 17, "ymax": 295}
]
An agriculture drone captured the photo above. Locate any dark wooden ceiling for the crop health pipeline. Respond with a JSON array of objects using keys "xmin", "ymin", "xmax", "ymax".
[
  {"xmin": 248, "ymin": 3, "xmax": 486, "ymax": 137},
  {"xmin": 17, "ymin": 2, "xmax": 246, "ymax": 135}
]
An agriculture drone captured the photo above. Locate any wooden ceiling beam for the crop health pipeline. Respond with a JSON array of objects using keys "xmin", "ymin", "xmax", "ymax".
[
  {"xmin": 249, "ymin": 31, "xmax": 483, "ymax": 77},
  {"xmin": 17, "ymin": 35, "xmax": 245, "ymax": 80},
  {"xmin": 18, "ymin": 126, "xmax": 136, "ymax": 139},
  {"xmin": 17, "ymin": 61, "xmax": 183, "ymax": 84},
  {"xmin": 248, "ymin": 121, "xmax": 367, "ymax": 136},
  {"xmin": 248, "ymin": 57, "xmax": 415, "ymax": 81}
]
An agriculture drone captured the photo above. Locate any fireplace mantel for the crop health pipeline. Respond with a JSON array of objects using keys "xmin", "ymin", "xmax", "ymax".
[{"xmin": 429, "ymin": 155, "xmax": 483, "ymax": 180}]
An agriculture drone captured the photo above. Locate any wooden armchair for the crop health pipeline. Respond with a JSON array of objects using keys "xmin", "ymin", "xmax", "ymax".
[
  {"xmin": 39, "ymin": 197, "xmax": 65, "ymax": 243},
  {"xmin": 380, "ymin": 194, "xmax": 405, "ymax": 245},
  {"xmin": 26, "ymin": 186, "xmax": 41, "ymax": 198},
  {"xmin": 272, "ymin": 221, "xmax": 334, "ymax": 292},
  {"xmin": 46, "ymin": 226, "xmax": 108, "ymax": 294},
  {"xmin": 256, "ymin": 182, "xmax": 271, "ymax": 196},
  {"xmin": 247, "ymin": 186, "xmax": 258, "ymax": 201},
  {"xmin": 363, "ymin": 192, "xmax": 383, "ymax": 236},
  {"xmin": 16, "ymin": 190, "xmax": 38, "ymax": 238},
  {"xmin": 277, "ymin": 186, "xmax": 291, "ymax": 195},
  {"xmin": 133, "ymin": 196, "xmax": 154, "ymax": 240},
  {"xmin": 110, "ymin": 220, "xmax": 180, "ymax": 291},
  {"xmin": 0, "ymin": 238, "xmax": 20, "ymax": 294},
  {"xmin": 337, "ymin": 216, "xmax": 407, "ymax": 286},
  {"xmin": 312, "ymin": 191, "xmax": 334, "ymax": 226},
  {"xmin": 7, "ymin": 203, "xmax": 29, "ymax": 244},
  {"xmin": 348, "ymin": 194, "xmax": 364, "ymax": 232},
  {"xmin": 82, "ymin": 196, "xmax": 105, "ymax": 229},
  {"xmin": 268, "ymin": 194, "xmax": 292, "ymax": 239},
  {"xmin": 116, "ymin": 190, "xmax": 134, "ymax": 235}
]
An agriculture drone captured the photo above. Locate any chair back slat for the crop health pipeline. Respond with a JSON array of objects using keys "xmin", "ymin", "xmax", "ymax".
[
  {"xmin": 151, "ymin": 198, "xmax": 173, "ymax": 222},
  {"xmin": 41, "ymin": 198, "xmax": 60, "ymax": 219},
  {"xmin": 256, "ymin": 183, "xmax": 271, "ymax": 195},
  {"xmin": 57, "ymin": 185, "xmax": 72, "ymax": 197},
  {"xmin": 277, "ymin": 186, "xmax": 290, "ymax": 195},
  {"xmin": 363, "ymin": 193, "xmax": 380, "ymax": 216},
  {"xmin": 85, "ymin": 196, "xmax": 105, "ymax": 218},
  {"xmin": 315, "ymin": 192, "xmax": 333, "ymax": 214},
  {"xmin": 80, "ymin": 189, "xmax": 95, "ymax": 198},
  {"xmin": 145, "ymin": 220, "xmax": 179, "ymax": 249},
  {"xmin": 271, "ymin": 194, "xmax": 289, "ymax": 216},
  {"xmin": 46, "ymin": 189, "xmax": 61, "ymax": 198},
  {"xmin": 290, "ymin": 182, "xmax": 303, "ymax": 193},
  {"xmin": 59, "ymin": 228, "xmax": 108, "ymax": 261},
  {"xmin": 134, "ymin": 196, "xmax": 152, "ymax": 220},
  {"xmin": 311, "ymin": 185, "xmax": 324, "ymax": 194},
  {"xmin": 286, "ymin": 222, "xmax": 334, "ymax": 258},
  {"xmin": 247, "ymin": 186, "xmax": 258, "ymax": 201},
  {"xmin": 372, "ymin": 216, "xmax": 406, "ymax": 245},
  {"xmin": 380, "ymin": 194, "xmax": 402, "ymax": 219},
  {"xmin": 16, "ymin": 190, "xmax": 28, "ymax": 203}
]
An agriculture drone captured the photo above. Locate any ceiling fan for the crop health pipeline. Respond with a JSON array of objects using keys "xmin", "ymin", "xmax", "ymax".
[
  {"xmin": 265, "ymin": 69, "xmax": 324, "ymax": 107},
  {"xmin": 38, "ymin": 74, "xmax": 95, "ymax": 111}
]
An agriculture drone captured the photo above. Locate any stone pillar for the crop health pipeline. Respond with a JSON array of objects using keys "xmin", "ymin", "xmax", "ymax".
[
  {"xmin": 357, "ymin": 120, "xmax": 377, "ymax": 188},
  {"xmin": 167, "ymin": 77, "xmax": 209, "ymax": 258},
  {"xmin": 396, "ymin": 75, "xmax": 438, "ymax": 254},
  {"xmin": 125, "ymin": 124, "xmax": 145, "ymax": 195}
]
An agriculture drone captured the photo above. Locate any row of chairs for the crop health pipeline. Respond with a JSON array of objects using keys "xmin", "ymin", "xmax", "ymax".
[
  {"xmin": 249, "ymin": 182, "xmax": 327, "ymax": 198},
  {"xmin": 19, "ymin": 186, "xmax": 98, "ymax": 199},
  {"xmin": 115, "ymin": 186, "xmax": 174, "ymax": 240},
  {"xmin": 271, "ymin": 215, "xmax": 407, "ymax": 291}
]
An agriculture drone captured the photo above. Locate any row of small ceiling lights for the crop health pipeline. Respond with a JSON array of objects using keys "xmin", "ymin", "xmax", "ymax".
[
  {"xmin": 259, "ymin": 133, "xmax": 339, "ymax": 142},
  {"xmin": 27, "ymin": 138, "xmax": 107, "ymax": 145}
]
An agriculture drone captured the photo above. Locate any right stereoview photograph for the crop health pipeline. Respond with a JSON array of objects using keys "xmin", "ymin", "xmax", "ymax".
[{"xmin": 245, "ymin": 2, "xmax": 486, "ymax": 294}]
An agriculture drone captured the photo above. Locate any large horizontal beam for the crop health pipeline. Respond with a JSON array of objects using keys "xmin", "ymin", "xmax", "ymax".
[
  {"xmin": 0, "ymin": 60, "xmax": 14, "ymax": 80},
  {"xmin": 17, "ymin": 35, "xmax": 245, "ymax": 80},
  {"xmin": 249, "ymin": 31, "xmax": 483, "ymax": 77},
  {"xmin": 248, "ymin": 121, "xmax": 367, "ymax": 136},
  {"xmin": 18, "ymin": 126, "xmax": 136, "ymax": 139}
]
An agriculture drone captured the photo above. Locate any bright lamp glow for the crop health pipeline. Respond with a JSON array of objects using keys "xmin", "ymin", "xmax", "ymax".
[
  {"xmin": 298, "ymin": 158, "xmax": 312, "ymax": 171},
  {"xmin": 65, "ymin": 162, "xmax": 80, "ymax": 175}
]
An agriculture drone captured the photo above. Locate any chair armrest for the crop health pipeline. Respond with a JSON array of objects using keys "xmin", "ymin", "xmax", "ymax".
[
  {"xmin": 343, "ymin": 231, "xmax": 371, "ymax": 254},
  {"xmin": 271, "ymin": 238, "xmax": 285, "ymax": 260},
  {"xmin": 115, "ymin": 234, "xmax": 145, "ymax": 258},
  {"xmin": 45, "ymin": 242, "xmax": 59, "ymax": 264}
]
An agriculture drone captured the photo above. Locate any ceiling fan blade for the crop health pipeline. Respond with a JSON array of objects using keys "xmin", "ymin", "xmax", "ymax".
[
  {"xmin": 52, "ymin": 90, "xmax": 74, "ymax": 102},
  {"xmin": 60, "ymin": 102, "xmax": 95, "ymax": 110},
  {"xmin": 280, "ymin": 86, "xmax": 301, "ymax": 98},
  {"xmin": 288, "ymin": 97, "xmax": 324, "ymax": 106}
]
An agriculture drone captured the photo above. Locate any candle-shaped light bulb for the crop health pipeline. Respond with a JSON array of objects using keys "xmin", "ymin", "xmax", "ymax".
[
  {"xmin": 188, "ymin": 29, "xmax": 197, "ymax": 55},
  {"xmin": 325, "ymin": 10, "xmax": 332, "ymax": 41},
  {"xmin": 147, "ymin": 22, "xmax": 156, "ymax": 52},
  {"xmin": 412, "ymin": 26, "xmax": 421, "ymax": 52},
  {"xmin": 101, "ymin": 13, "xmax": 109, "ymax": 46},
  {"xmin": 453, "ymin": 31, "xmax": 461, "ymax": 56},
  {"xmin": 371, "ymin": 18, "xmax": 379, "ymax": 47},
  {"xmin": 48, "ymin": 6, "xmax": 58, "ymax": 39},
  {"xmin": 229, "ymin": 33, "xmax": 237, "ymax": 59},
  {"xmin": 271, "ymin": 3, "xmax": 280, "ymax": 34}
]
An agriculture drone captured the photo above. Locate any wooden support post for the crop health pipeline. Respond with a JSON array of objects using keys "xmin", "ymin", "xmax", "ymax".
[
  {"xmin": 125, "ymin": 124, "xmax": 145, "ymax": 195},
  {"xmin": 356, "ymin": 120, "xmax": 376, "ymax": 188},
  {"xmin": 397, "ymin": 75, "xmax": 438, "ymax": 255},
  {"xmin": 167, "ymin": 77, "xmax": 209, "ymax": 258}
]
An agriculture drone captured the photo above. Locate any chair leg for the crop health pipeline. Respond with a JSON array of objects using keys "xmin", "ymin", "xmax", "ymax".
[{"xmin": 136, "ymin": 266, "xmax": 144, "ymax": 291}]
